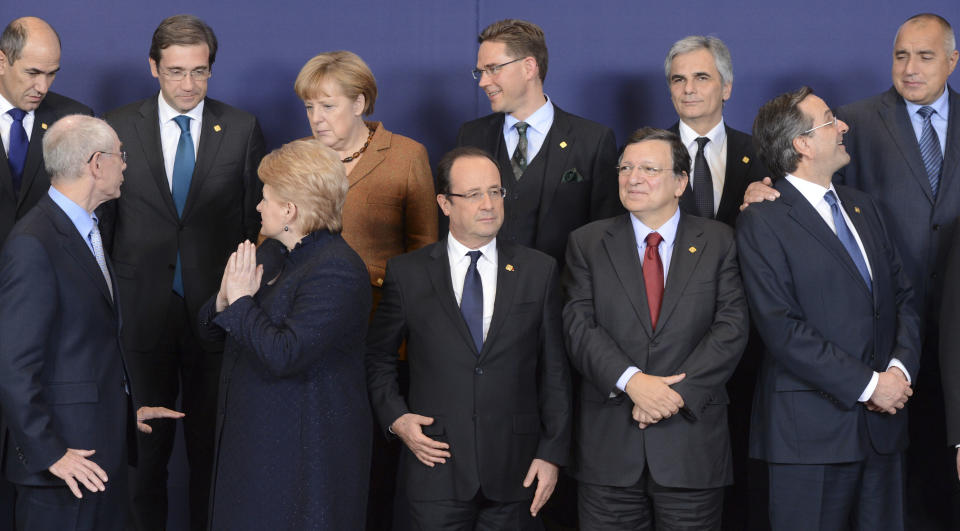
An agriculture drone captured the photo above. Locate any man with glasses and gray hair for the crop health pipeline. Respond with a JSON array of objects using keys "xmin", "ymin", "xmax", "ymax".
[{"xmin": 96, "ymin": 14, "xmax": 265, "ymax": 531}]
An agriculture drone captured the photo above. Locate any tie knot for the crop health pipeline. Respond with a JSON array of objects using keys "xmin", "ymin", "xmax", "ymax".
[
  {"xmin": 823, "ymin": 189, "xmax": 839, "ymax": 207},
  {"xmin": 645, "ymin": 232, "xmax": 663, "ymax": 248},
  {"xmin": 466, "ymin": 250, "xmax": 482, "ymax": 265},
  {"xmin": 7, "ymin": 108, "xmax": 26, "ymax": 122},
  {"xmin": 173, "ymin": 115, "xmax": 191, "ymax": 132},
  {"xmin": 515, "ymin": 121, "xmax": 529, "ymax": 136},
  {"xmin": 696, "ymin": 136, "xmax": 710, "ymax": 150},
  {"xmin": 918, "ymin": 106, "xmax": 935, "ymax": 120}
]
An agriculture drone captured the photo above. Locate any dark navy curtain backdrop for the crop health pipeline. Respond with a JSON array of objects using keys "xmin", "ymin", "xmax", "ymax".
[{"xmin": 16, "ymin": 0, "xmax": 960, "ymax": 167}]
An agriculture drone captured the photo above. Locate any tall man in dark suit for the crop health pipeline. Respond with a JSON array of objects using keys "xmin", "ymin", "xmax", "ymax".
[
  {"xmin": 739, "ymin": 87, "xmax": 921, "ymax": 530},
  {"xmin": 96, "ymin": 14, "xmax": 265, "ymax": 531},
  {"xmin": 563, "ymin": 128, "xmax": 748, "ymax": 529},
  {"xmin": 456, "ymin": 19, "xmax": 620, "ymax": 266},
  {"xmin": 366, "ymin": 146, "xmax": 571, "ymax": 530},
  {"xmin": 0, "ymin": 16, "xmax": 92, "ymax": 242},
  {"xmin": 0, "ymin": 114, "xmax": 181, "ymax": 531}
]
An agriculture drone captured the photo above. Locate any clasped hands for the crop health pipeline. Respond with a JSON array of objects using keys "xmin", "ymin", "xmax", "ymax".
[
  {"xmin": 625, "ymin": 372, "xmax": 686, "ymax": 429},
  {"xmin": 216, "ymin": 240, "xmax": 263, "ymax": 312},
  {"xmin": 866, "ymin": 366, "xmax": 912, "ymax": 414}
]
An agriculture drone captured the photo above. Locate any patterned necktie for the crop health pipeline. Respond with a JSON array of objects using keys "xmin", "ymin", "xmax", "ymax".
[
  {"xmin": 693, "ymin": 137, "xmax": 715, "ymax": 218},
  {"xmin": 510, "ymin": 121, "xmax": 529, "ymax": 180},
  {"xmin": 89, "ymin": 214, "xmax": 113, "ymax": 300},
  {"xmin": 7, "ymin": 108, "xmax": 28, "ymax": 197},
  {"xmin": 643, "ymin": 232, "xmax": 665, "ymax": 329},
  {"xmin": 460, "ymin": 250, "xmax": 484, "ymax": 354},
  {"xmin": 917, "ymin": 106, "xmax": 943, "ymax": 198},
  {"xmin": 171, "ymin": 115, "xmax": 194, "ymax": 296},
  {"xmin": 823, "ymin": 191, "xmax": 871, "ymax": 292}
]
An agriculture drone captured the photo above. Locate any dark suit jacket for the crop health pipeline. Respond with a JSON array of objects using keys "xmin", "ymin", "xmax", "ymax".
[
  {"xmin": 98, "ymin": 95, "xmax": 265, "ymax": 352},
  {"xmin": 0, "ymin": 92, "xmax": 92, "ymax": 242},
  {"xmin": 562, "ymin": 212, "xmax": 748, "ymax": 489},
  {"xmin": 670, "ymin": 122, "xmax": 767, "ymax": 226},
  {"xmin": 938, "ymin": 217, "xmax": 960, "ymax": 446},
  {"xmin": 366, "ymin": 239, "xmax": 571, "ymax": 503},
  {"xmin": 737, "ymin": 179, "xmax": 921, "ymax": 464},
  {"xmin": 0, "ymin": 195, "xmax": 133, "ymax": 487},
  {"xmin": 456, "ymin": 106, "xmax": 621, "ymax": 264}
]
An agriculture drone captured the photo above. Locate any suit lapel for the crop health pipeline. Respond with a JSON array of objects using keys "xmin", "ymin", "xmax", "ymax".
[
  {"xmin": 134, "ymin": 97, "xmax": 179, "ymax": 220},
  {"xmin": 835, "ymin": 187, "xmax": 881, "ymax": 301},
  {"xmin": 939, "ymin": 86, "xmax": 960, "ymax": 203},
  {"xmin": 537, "ymin": 107, "xmax": 575, "ymax": 225},
  {"xmin": 876, "ymin": 88, "xmax": 934, "ymax": 204},
  {"xmin": 182, "ymin": 100, "xmax": 225, "ymax": 220},
  {"xmin": 656, "ymin": 214, "xmax": 706, "ymax": 333},
  {"xmin": 717, "ymin": 126, "xmax": 752, "ymax": 220},
  {"xmin": 480, "ymin": 242, "xmax": 517, "ymax": 358},
  {"xmin": 347, "ymin": 122, "xmax": 387, "ymax": 189},
  {"xmin": 16, "ymin": 104, "xmax": 54, "ymax": 209},
  {"xmin": 426, "ymin": 242, "xmax": 478, "ymax": 354},
  {"xmin": 41, "ymin": 197, "xmax": 115, "ymax": 306},
  {"xmin": 602, "ymin": 214, "xmax": 654, "ymax": 337}
]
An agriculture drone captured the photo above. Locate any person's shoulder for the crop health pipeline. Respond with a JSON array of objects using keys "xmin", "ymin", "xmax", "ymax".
[
  {"xmin": 683, "ymin": 212, "xmax": 735, "ymax": 241},
  {"xmin": 837, "ymin": 88, "xmax": 893, "ymax": 117},
  {"xmin": 203, "ymin": 97, "xmax": 259, "ymax": 127},
  {"xmin": 102, "ymin": 97, "xmax": 154, "ymax": 123},
  {"xmin": 553, "ymin": 105, "xmax": 613, "ymax": 136},
  {"xmin": 41, "ymin": 91, "xmax": 93, "ymax": 116},
  {"xmin": 375, "ymin": 124, "xmax": 428, "ymax": 156}
]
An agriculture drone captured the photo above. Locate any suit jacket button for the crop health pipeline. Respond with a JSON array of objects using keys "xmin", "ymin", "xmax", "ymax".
[
  {"xmin": 168, "ymin": 264, "xmax": 176, "ymax": 270},
  {"xmin": 932, "ymin": 224, "xmax": 940, "ymax": 231},
  {"xmin": 475, "ymin": 366, "xmax": 483, "ymax": 375}
]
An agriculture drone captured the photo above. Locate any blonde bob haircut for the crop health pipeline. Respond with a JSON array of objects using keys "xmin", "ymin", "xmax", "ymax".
[
  {"xmin": 294, "ymin": 51, "xmax": 378, "ymax": 116},
  {"xmin": 258, "ymin": 139, "xmax": 348, "ymax": 234}
]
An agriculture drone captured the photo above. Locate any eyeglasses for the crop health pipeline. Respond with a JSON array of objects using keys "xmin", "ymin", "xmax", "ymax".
[
  {"xmin": 616, "ymin": 164, "xmax": 670, "ymax": 178},
  {"xmin": 801, "ymin": 117, "xmax": 838, "ymax": 135},
  {"xmin": 87, "ymin": 151, "xmax": 127, "ymax": 163},
  {"xmin": 158, "ymin": 67, "xmax": 212, "ymax": 82},
  {"xmin": 446, "ymin": 187, "xmax": 507, "ymax": 202},
  {"xmin": 471, "ymin": 58, "xmax": 523, "ymax": 80}
]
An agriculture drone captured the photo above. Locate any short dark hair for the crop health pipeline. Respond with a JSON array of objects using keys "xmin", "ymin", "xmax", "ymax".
[
  {"xmin": 0, "ymin": 18, "xmax": 61, "ymax": 65},
  {"xmin": 478, "ymin": 19, "xmax": 548, "ymax": 83},
  {"xmin": 436, "ymin": 146, "xmax": 500, "ymax": 195},
  {"xmin": 623, "ymin": 127, "xmax": 691, "ymax": 177},
  {"xmin": 149, "ymin": 14, "xmax": 218, "ymax": 66},
  {"xmin": 900, "ymin": 13, "xmax": 956, "ymax": 53},
  {"xmin": 752, "ymin": 86, "xmax": 815, "ymax": 180}
]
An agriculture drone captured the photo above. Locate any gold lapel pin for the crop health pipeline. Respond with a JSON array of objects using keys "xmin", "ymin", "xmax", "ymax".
[
  {"xmin": 213, "ymin": 124, "xmax": 222, "ymax": 132},
  {"xmin": 688, "ymin": 246, "xmax": 697, "ymax": 253},
  {"xmin": 741, "ymin": 156, "xmax": 749, "ymax": 164},
  {"xmin": 505, "ymin": 264, "xmax": 515, "ymax": 272},
  {"xmin": 559, "ymin": 141, "xmax": 567, "ymax": 149},
  {"xmin": 41, "ymin": 123, "xmax": 48, "ymax": 130},
  {"xmin": 854, "ymin": 206, "xmax": 861, "ymax": 214}
]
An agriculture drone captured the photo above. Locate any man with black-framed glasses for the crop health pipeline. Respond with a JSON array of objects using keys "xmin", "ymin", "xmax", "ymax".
[{"xmin": 95, "ymin": 14, "xmax": 265, "ymax": 531}]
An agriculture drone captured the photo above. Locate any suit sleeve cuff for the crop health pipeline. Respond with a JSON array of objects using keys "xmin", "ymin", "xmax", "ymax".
[
  {"xmin": 858, "ymin": 371, "xmax": 880, "ymax": 403},
  {"xmin": 887, "ymin": 358, "xmax": 911, "ymax": 384}
]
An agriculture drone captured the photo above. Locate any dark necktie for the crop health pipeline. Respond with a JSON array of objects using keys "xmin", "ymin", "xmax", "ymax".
[
  {"xmin": 171, "ymin": 115, "xmax": 195, "ymax": 296},
  {"xmin": 460, "ymin": 250, "xmax": 484, "ymax": 354},
  {"xmin": 643, "ymin": 232, "xmax": 665, "ymax": 329},
  {"xmin": 823, "ymin": 190, "xmax": 871, "ymax": 292},
  {"xmin": 693, "ymin": 136, "xmax": 715, "ymax": 218},
  {"xmin": 7, "ymin": 108, "xmax": 28, "ymax": 197},
  {"xmin": 510, "ymin": 121, "xmax": 529, "ymax": 180},
  {"xmin": 917, "ymin": 106, "xmax": 942, "ymax": 198}
]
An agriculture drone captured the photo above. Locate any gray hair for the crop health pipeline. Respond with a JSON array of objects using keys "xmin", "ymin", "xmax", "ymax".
[
  {"xmin": 0, "ymin": 18, "xmax": 61, "ymax": 65},
  {"xmin": 898, "ymin": 13, "xmax": 956, "ymax": 54},
  {"xmin": 664, "ymin": 35, "xmax": 733, "ymax": 86},
  {"xmin": 752, "ymin": 86, "xmax": 815, "ymax": 180},
  {"xmin": 43, "ymin": 115, "xmax": 117, "ymax": 181}
]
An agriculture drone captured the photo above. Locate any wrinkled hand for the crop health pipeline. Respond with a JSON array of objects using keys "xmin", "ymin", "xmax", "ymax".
[
  {"xmin": 136, "ymin": 406, "xmax": 185, "ymax": 433},
  {"xmin": 740, "ymin": 177, "xmax": 778, "ymax": 211},
  {"xmin": 223, "ymin": 240, "xmax": 263, "ymax": 306},
  {"xmin": 523, "ymin": 458, "xmax": 558, "ymax": 517},
  {"xmin": 625, "ymin": 372, "xmax": 686, "ymax": 428},
  {"xmin": 867, "ymin": 368, "xmax": 912, "ymax": 414},
  {"xmin": 391, "ymin": 413, "xmax": 451, "ymax": 467},
  {"xmin": 48, "ymin": 448, "xmax": 108, "ymax": 499}
]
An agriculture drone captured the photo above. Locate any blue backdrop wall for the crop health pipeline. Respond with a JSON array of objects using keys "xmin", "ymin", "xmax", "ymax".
[{"xmin": 12, "ymin": 0, "xmax": 960, "ymax": 168}]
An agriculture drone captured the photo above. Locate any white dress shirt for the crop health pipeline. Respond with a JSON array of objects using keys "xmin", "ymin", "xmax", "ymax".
[
  {"xmin": 679, "ymin": 119, "xmax": 727, "ymax": 216},
  {"xmin": 157, "ymin": 93, "xmax": 203, "ymax": 190},
  {"xmin": 447, "ymin": 235, "xmax": 498, "ymax": 342},
  {"xmin": 504, "ymin": 96, "xmax": 554, "ymax": 165},
  {"xmin": 0, "ymin": 92, "xmax": 35, "ymax": 155}
]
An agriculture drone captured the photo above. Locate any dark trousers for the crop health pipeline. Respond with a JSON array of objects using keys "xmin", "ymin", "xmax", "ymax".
[
  {"xmin": 126, "ymin": 292, "xmax": 220, "ymax": 531},
  {"xmin": 0, "ymin": 476, "xmax": 14, "ymax": 531},
  {"xmin": 768, "ymin": 451, "xmax": 904, "ymax": 531},
  {"xmin": 408, "ymin": 490, "xmax": 541, "ymax": 531},
  {"xmin": 578, "ymin": 475, "xmax": 723, "ymax": 531},
  {"xmin": 16, "ymin": 478, "xmax": 126, "ymax": 531}
]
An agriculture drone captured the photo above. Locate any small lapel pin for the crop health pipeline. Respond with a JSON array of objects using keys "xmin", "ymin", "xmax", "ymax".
[
  {"xmin": 688, "ymin": 246, "xmax": 697, "ymax": 253},
  {"xmin": 213, "ymin": 124, "xmax": 222, "ymax": 132},
  {"xmin": 559, "ymin": 141, "xmax": 567, "ymax": 149},
  {"xmin": 854, "ymin": 206, "xmax": 861, "ymax": 214},
  {"xmin": 41, "ymin": 123, "xmax": 48, "ymax": 130},
  {"xmin": 505, "ymin": 264, "xmax": 515, "ymax": 272},
  {"xmin": 741, "ymin": 156, "xmax": 749, "ymax": 164}
]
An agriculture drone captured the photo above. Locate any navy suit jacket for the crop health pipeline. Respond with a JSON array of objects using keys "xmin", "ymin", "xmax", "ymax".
[
  {"xmin": 0, "ymin": 195, "xmax": 133, "ymax": 486},
  {"xmin": 737, "ymin": 179, "xmax": 921, "ymax": 463}
]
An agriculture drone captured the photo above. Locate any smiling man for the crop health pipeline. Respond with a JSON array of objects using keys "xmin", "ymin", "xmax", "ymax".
[
  {"xmin": 96, "ymin": 14, "xmax": 265, "ymax": 531},
  {"xmin": 456, "ymin": 19, "xmax": 620, "ymax": 268}
]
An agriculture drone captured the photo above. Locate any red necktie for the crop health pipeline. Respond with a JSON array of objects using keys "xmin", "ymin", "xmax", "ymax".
[{"xmin": 643, "ymin": 232, "xmax": 665, "ymax": 329}]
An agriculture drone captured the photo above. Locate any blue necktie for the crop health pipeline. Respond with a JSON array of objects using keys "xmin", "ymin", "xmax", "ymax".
[
  {"xmin": 824, "ymin": 190, "xmax": 871, "ymax": 292},
  {"xmin": 7, "ymin": 108, "xmax": 28, "ymax": 197},
  {"xmin": 917, "ymin": 106, "xmax": 943, "ymax": 198},
  {"xmin": 171, "ymin": 115, "xmax": 195, "ymax": 296},
  {"xmin": 460, "ymin": 250, "xmax": 484, "ymax": 354}
]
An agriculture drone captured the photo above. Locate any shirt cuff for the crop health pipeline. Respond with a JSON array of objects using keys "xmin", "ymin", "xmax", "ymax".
[
  {"xmin": 859, "ymin": 371, "xmax": 880, "ymax": 403},
  {"xmin": 614, "ymin": 366, "xmax": 642, "ymax": 397},
  {"xmin": 887, "ymin": 358, "xmax": 911, "ymax": 384}
]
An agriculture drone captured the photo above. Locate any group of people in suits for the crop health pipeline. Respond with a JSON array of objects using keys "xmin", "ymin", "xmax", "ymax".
[{"xmin": 1, "ymin": 8, "xmax": 960, "ymax": 531}]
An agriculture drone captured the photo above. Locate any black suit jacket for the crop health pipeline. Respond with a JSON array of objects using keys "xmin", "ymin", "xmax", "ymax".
[
  {"xmin": 456, "ymin": 106, "xmax": 621, "ymax": 264},
  {"xmin": 0, "ymin": 92, "xmax": 92, "ymax": 242},
  {"xmin": 366, "ymin": 239, "xmax": 571, "ymax": 503},
  {"xmin": 98, "ymin": 95, "xmax": 265, "ymax": 352},
  {"xmin": 670, "ymin": 122, "xmax": 767, "ymax": 227},
  {"xmin": 0, "ymin": 195, "xmax": 134, "ymax": 487},
  {"xmin": 737, "ymin": 179, "xmax": 921, "ymax": 464},
  {"xmin": 562, "ymin": 213, "xmax": 748, "ymax": 488}
]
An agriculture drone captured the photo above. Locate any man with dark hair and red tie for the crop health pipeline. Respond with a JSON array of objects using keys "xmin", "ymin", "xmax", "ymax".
[{"xmin": 563, "ymin": 127, "xmax": 748, "ymax": 529}]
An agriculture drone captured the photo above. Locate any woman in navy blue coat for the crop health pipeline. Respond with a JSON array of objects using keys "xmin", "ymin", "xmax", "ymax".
[{"xmin": 198, "ymin": 138, "xmax": 372, "ymax": 530}]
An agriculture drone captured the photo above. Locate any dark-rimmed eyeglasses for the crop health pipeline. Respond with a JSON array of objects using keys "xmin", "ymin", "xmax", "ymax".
[
  {"xmin": 158, "ymin": 67, "xmax": 212, "ymax": 82},
  {"xmin": 471, "ymin": 58, "xmax": 523, "ymax": 80},
  {"xmin": 87, "ymin": 151, "xmax": 127, "ymax": 163},
  {"xmin": 446, "ymin": 187, "xmax": 507, "ymax": 202}
]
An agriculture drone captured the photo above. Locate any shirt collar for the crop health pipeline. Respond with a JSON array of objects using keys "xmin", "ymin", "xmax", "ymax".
[
  {"xmin": 157, "ymin": 92, "xmax": 204, "ymax": 125},
  {"xmin": 785, "ymin": 174, "xmax": 836, "ymax": 205},
  {"xmin": 678, "ymin": 118, "xmax": 726, "ymax": 150},
  {"xmin": 630, "ymin": 207, "xmax": 681, "ymax": 248},
  {"xmin": 48, "ymin": 185, "xmax": 95, "ymax": 236},
  {"xmin": 904, "ymin": 85, "xmax": 949, "ymax": 118},
  {"xmin": 0, "ymin": 92, "xmax": 34, "ymax": 119},
  {"xmin": 447, "ymin": 234, "xmax": 498, "ymax": 265},
  {"xmin": 504, "ymin": 95, "xmax": 554, "ymax": 136}
]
